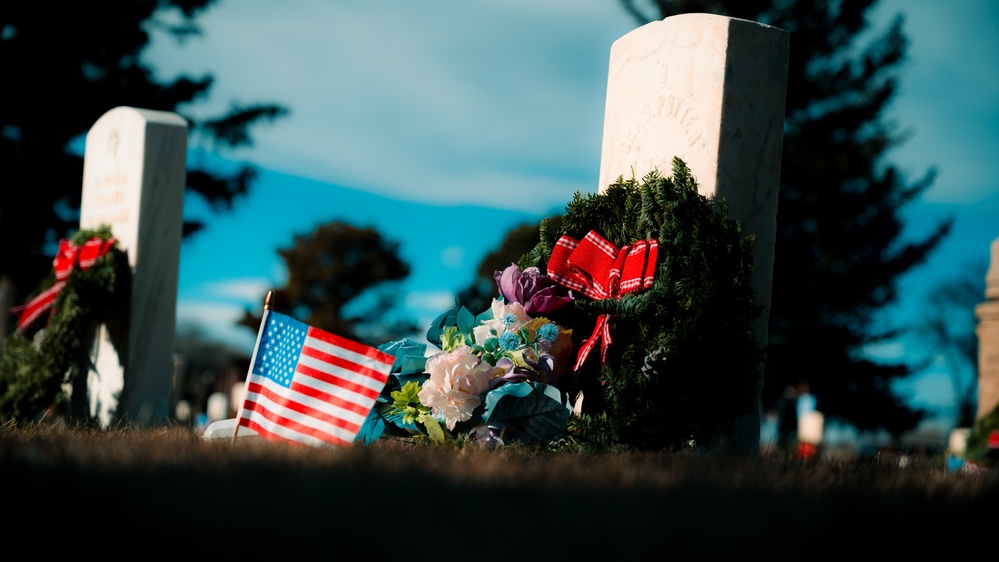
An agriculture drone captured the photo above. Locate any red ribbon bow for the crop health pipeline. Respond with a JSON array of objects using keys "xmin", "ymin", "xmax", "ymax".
[
  {"xmin": 12, "ymin": 236, "xmax": 117, "ymax": 331},
  {"xmin": 547, "ymin": 230, "xmax": 658, "ymax": 373}
]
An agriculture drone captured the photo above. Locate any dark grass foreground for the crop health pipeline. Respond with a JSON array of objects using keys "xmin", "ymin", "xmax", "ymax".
[{"xmin": 2, "ymin": 423, "xmax": 995, "ymax": 558}]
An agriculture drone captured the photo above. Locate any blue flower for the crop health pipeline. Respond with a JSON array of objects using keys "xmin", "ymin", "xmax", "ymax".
[
  {"xmin": 498, "ymin": 331, "xmax": 521, "ymax": 351},
  {"xmin": 502, "ymin": 312, "xmax": 518, "ymax": 328},
  {"xmin": 537, "ymin": 323, "xmax": 559, "ymax": 343}
]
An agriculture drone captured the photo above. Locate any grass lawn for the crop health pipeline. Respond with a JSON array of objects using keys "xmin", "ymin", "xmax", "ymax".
[{"xmin": 1, "ymin": 422, "xmax": 994, "ymax": 558}]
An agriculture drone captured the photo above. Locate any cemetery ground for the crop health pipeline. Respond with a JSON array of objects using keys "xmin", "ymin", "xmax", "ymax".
[
  {"xmin": 1, "ymin": 421, "xmax": 995, "ymax": 557},
  {"xmin": 6, "ymin": 15, "xmax": 995, "ymax": 556}
]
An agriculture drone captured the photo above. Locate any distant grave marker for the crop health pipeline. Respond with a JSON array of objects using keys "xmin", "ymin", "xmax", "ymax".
[
  {"xmin": 78, "ymin": 106, "xmax": 187, "ymax": 426},
  {"xmin": 597, "ymin": 13, "xmax": 789, "ymax": 451},
  {"xmin": 975, "ymin": 237, "xmax": 999, "ymax": 420}
]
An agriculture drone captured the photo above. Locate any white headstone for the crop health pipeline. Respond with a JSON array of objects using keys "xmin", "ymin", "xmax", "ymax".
[
  {"xmin": 597, "ymin": 13, "xmax": 789, "ymax": 452},
  {"xmin": 207, "ymin": 392, "xmax": 229, "ymax": 422},
  {"xmin": 975, "ymin": 237, "xmax": 999, "ymax": 420},
  {"xmin": 79, "ymin": 106, "xmax": 187, "ymax": 426}
]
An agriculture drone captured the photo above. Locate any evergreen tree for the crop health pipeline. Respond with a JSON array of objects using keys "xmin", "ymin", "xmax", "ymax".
[
  {"xmin": 615, "ymin": 0, "xmax": 952, "ymax": 435},
  {"xmin": 1, "ymin": 1, "xmax": 288, "ymax": 337},
  {"xmin": 237, "ymin": 222, "xmax": 419, "ymax": 347}
]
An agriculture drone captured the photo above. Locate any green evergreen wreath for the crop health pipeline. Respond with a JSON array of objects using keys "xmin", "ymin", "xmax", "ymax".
[
  {"xmin": 0, "ymin": 225, "xmax": 131, "ymax": 424},
  {"xmin": 522, "ymin": 157, "xmax": 764, "ymax": 451},
  {"xmin": 965, "ymin": 404, "xmax": 999, "ymax": 467}
]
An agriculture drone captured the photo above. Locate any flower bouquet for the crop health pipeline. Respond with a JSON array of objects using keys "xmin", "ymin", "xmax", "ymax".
[
  {"xmin": 364, "ymin": 157, "xmax": 763, "ymax": 452},
  {"xmin": 361, "ymin": 264, "xmax": 578, "ymax": 447}
]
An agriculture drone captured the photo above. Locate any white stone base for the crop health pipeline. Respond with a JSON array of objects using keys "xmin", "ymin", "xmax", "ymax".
[{"xmin": 203, "ymin": 418, "xmax": 263, "ymax": 442}]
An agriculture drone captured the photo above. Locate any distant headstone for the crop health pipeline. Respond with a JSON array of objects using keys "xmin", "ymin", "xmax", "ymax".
[
  {"xmin": 948, "ymin": 427, "xmax": 971, "ymax": 458},
  {"xmin": 798, "ymin": 411, "xmax": 824, "ymax": 445},
  {"xmin": 975, "ymin": 237, "xmax": 999, "ymax": 420},
  {"xmin": 230, "ymin": 381, "xmax": 245, "ymax": 416},
  {"xmin": 207, "ymin": 392, "xmax": 229, "ymax": 423},
  {"xmin": 597, "ymin": 13, "xmax": 789, "ymax": 451},
  {"xmin": 78, "ymin": 106, "xmax": 187, "ymax": 427}
]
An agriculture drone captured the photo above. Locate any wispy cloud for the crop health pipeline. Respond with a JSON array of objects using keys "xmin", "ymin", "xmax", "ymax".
[
  {"xmin": 197, "ymin": 278, "xmax": 272, "ymax": 303},
  {"xmin": 176, "ymin": 298, "xmax": 258, "ymax": 351},
  {"xmin": 148, "ymin": 1, "xmax": 636, "ymax": 212}
]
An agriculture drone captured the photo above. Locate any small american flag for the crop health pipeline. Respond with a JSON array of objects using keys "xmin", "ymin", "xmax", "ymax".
[{"xmin": 235, "ymin": 309, "xmax": 393, "ymax": 447}]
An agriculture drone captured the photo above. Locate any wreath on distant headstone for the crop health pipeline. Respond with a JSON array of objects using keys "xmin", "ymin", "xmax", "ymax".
[
  {"xmin": 519, "ymin": 157, "xmax": 764, "ymax": 451},
  {"xmin": 0, "ymin": 225, "xmax": 131, "ymax": 423},
  {"xmin": 965, "ymin": 404, "xmax": 999, "ymax": 468}
]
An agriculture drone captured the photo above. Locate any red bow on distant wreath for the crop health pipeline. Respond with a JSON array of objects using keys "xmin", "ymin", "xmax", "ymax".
[
  {"xmin": 547, "ymin": 230, "xmax": 658, "ymax": 374},
  {"xmin": 11, "ymin": 236, "xmax": 117, "ymax": 331}
]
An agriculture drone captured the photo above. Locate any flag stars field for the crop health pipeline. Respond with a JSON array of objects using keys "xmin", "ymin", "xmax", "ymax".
[{"xmin": 259, "ymin": 319, "xmax": 307, "ymax": 387}]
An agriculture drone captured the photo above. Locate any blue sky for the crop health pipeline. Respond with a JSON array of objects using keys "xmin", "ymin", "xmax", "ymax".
[{"xmin": 142, "ymin": 1, "xmax": 999, "ymax": 431}]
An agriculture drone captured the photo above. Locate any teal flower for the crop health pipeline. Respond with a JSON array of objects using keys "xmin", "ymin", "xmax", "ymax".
[
  {"xmin": 536, "ymin": 322, "xmax": 559, "ymax": 343},
  {"xmin": 499, "ymin": 331, "xmax": 521, "ymax": 351},
  {"xmin": 502, "ymin": 312, "xmax": 519, "ymax": 328}
]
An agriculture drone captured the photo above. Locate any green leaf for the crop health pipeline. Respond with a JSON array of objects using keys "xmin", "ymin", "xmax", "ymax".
[
  {"xmin": 458, "ymin": 306, "xmax": 475, "ymax": 336},
  {"xmin": 425, "ymin": 308, "xmax": 458, "ymax": 348},
  {"xmin": 377, "ymin": 337, "xmax": 428, "ymax": 375},
  {"xmin": 475, "ymin": 307, "xmax": 494, "ymax": 327},
  {"xmin": 483, "ymin": 337, "xmax": 499, "ymax": 353},
  {"xmin": 387, "ymin": 380, "xmax": 428, "ymax": 432},
  {"xmin": 356, "ymin": 408, "xmax": 386, "ymax": 445},
  {"xmin": 420, "ymin": 414, "xmax": 446, "ymax": 443},
  {"xmin": 440, "ymin": 326, "xmax": 465, "ymax": 352},
  {"xmin": 481, "ymin": 382, "xmax": 571, "ymax": 444}
]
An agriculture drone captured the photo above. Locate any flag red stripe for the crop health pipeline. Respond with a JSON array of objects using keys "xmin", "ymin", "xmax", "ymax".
[
  {"xmin": 244, "ymin": 380, "xmax": 363, "ymax": 434},
  {"xmin": 241, "ymin": 413, "xmax": 351, "ymax": 447},
  {"xmin": 286, "ymin": 372, "xmax": 375, "ymax": 417},
  {"xmin": 300, "ymin": 344, "xmax": 390, "ymax": 389},
  {"xmin": 296, "ymin": 356, "xmax": 384, "ymax": 401},
  {"xmin": 238, "ymin": 378, "xmax": 360, "ymax": 445},
  {"xmin": 307, "ymin": 327, "xmax": 395, "ymax": 366}
]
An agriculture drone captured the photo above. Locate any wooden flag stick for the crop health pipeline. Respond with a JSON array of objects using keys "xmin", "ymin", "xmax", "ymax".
[{"xmin": 230, "ymin": 291, "xmax": 273, "ymax": 445}]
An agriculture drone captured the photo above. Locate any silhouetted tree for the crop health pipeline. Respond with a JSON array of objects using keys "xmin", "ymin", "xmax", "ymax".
[
  {"xmin": 237, "ymin": 222, "xmax": 419, "ymax": 347},
  {"xmin": 612, "ymin": 0, "xmax": 953, "ymax": 436},
  {"xmin": 1, "ymin": 1, "xmax": 288, "ymax": 337},
  {"xmin": 919, "ymin": 259, "xmax": 987, "ymax": 427}
]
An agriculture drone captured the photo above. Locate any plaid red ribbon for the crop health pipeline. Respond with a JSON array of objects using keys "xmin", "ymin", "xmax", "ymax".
[
  {"xmin": 11, "ymin": 236, "xmax": 117, "ymax": 330},
  {"xmin": 547, "ymin": 230, "xmax": 657, "ymax": 373}
]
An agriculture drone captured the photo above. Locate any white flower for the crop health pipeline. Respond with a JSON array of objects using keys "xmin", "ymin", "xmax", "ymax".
[
  {"xmin": 472, "ymin": 298, "xmax": 532, "ymax": 344},
  {"xmin": 418, "ymin": 346, "xmax": 497, "ymax": 430}
]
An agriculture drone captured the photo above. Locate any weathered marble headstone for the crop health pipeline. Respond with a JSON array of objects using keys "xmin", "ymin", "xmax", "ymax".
[
  {"xmin": 79, "ymin": 106, "xmax": 187, "ymax": 426},
  {"xmin": 597, "ymin": 13, "xmax": 789, "ymax": 452},
  {"xmin": 975, "ymin": 237, "xmax": 999, "ymax": 420}
]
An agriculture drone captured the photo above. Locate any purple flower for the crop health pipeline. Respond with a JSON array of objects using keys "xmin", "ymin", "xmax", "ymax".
[{"xmin": 494, "ymin": 263, "xmax": 573, "ymax": 315}]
